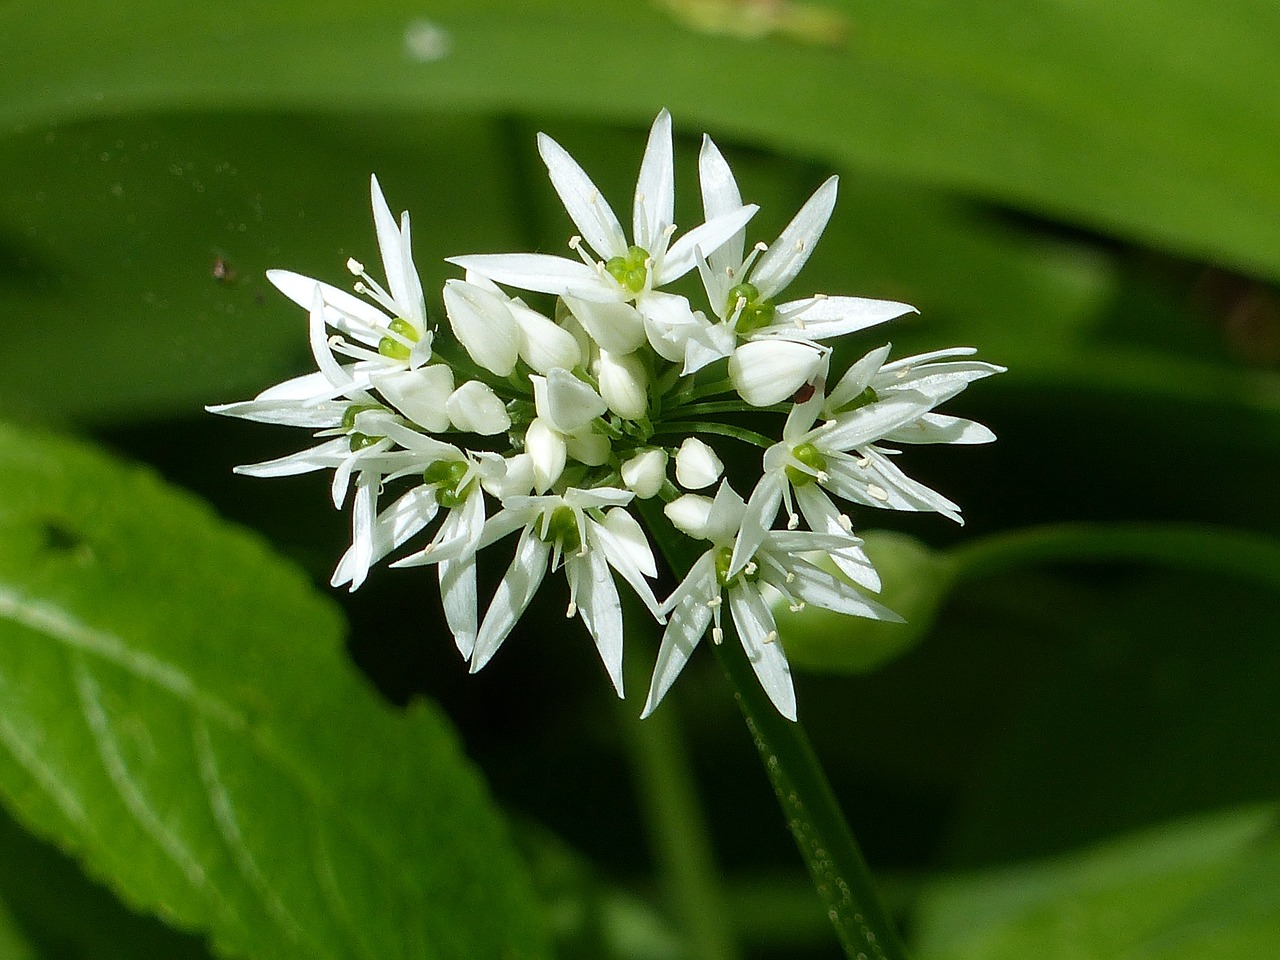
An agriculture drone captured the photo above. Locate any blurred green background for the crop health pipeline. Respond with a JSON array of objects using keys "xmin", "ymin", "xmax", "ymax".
[{"xmin": 2, "ymin": 2, "xmax": 1279, "ymax": 959}]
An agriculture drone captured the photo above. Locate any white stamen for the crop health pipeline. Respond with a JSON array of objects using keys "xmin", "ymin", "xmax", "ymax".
[
  {"xmin": 816, "ymin": 470, "xmax": 829, "ymax": 483},
  {"xmin": 346, "ymin": 258, "xmax": 364, "ymax": 275},
  {"xmin": 763, "ymin": 631, "xmax": 778, "ymax": 644},
  {"xmin": 813, "ymin": 292, "xmax": 828, "ymax": 300},
  {"xmin": 565, "ymin": 601, "xmax": 577, "ymax": 618},
  {"xmin": 789, "ymin": 602, "xmax": 806, "ymax": 613},
  {"xmin": 794, "ymin": 239, "xmax": 805, "ymax": 252},
  {"xmin": 706, "ymin": 596, "xmax": 722, "ymax": 609},
  {"xmin": 867, "ymin": 484, "xmax": 890, "ymax": 501},
  {"xmin": 588, "ymin": 189, "xmax": 599, "ymax": 204},
  {"xmin": 744, "ymin": 561, "xmax": 758, "ymax": 576},
  {"xmin": 568, "ymin": 235, "xmax": 582, "ymax": 249},
  {"xmin": 663, "ymin": 223, "xmax": 677, "ymax": 238},
  {"xmin": 784, "ymin": 571, "xmax": 796, "ymax": 584},
  {"xmin": 712, "ymin": 626, "xmax": 723, "ymax": 645},
  {"xmin": 838, "ymin": 513, "xmax": 853, "ymax": 532},
  {"xmin": 896, "ymin": 368, "xmax": 909, "ymax": 379},
  {"xmin": 786, "ymin": 513, "xmax": 800, "ymax": 530}
]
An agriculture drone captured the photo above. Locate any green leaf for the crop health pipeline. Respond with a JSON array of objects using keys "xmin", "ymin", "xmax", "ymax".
[
  {"xmin": 1, "ymin": 1, "xmax": 1277, "ymax": 281},
  {"xmin": 0, "ymin": 804, "xmax": 210, "ymax": 960},
  {"xmin": 913, "ymin": 805, "xmax": 1280, "ymax": 960},
  {"xmin": 0, "ymin": 896, "xmax": 37, "ymax": 960},
  {"xmin": 0, "ymin": 424, "xmax": 551, "ymax": 960}
]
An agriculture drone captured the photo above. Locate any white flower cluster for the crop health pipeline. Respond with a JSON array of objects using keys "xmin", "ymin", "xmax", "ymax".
[{"xmin": 210, "ymin": 111, "xmax": 1002, "ymax": 720}]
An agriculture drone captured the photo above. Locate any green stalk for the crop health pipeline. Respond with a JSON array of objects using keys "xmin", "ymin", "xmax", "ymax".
[{"xmin": 637, "ymin": 500, "xmax": 911, "ymax": 960}]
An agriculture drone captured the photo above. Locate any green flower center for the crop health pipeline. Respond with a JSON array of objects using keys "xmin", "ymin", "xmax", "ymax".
[
  {"xmin": 726, "ymin": 282, "xmax": 776, "ymax": 334},
  {"xmin": 542, "ymin": 506, "xmax": 583, "ymax": 553},
  {"xmin": 423, "ymin": 459, "xmax": 473, "ymax": 508},
  {"xmin": 785, "ymin": 441, "xmax": 828, "ymax": 487},
  {"xmin": 378, "ymin": 317, "xmax": 420, "ymax": 361},
  {"xmin": 833, "ymin": 386, "xmax": 879, "ymax": 416},
  {"xmin": 714, "ymin": 545, "xmax": 761, "ymax": 588},
  {"xmin": 604, "ymin": 245, "xmax": 650, "ymax": 294},
  {"xmin": 343, "ymin": 403, "xmax": 385, "ymax": 451}
]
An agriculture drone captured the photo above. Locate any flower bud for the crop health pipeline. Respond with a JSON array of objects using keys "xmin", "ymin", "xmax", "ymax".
[
  {"xmin": 729, "ymin": 339, "xmax": 826, "ymax": 407},
  {"xmin": 371, "ymin": 365, "xmax": 454, "ymax": 432},
  {"xmin": 531, "ymin": 369, "xmax": 607, "ymax": 435},
  {"xmin": 446, "ymin": 380, "xmax": 511, "ymax": 435},
  {"xmin": 675, "ymin": 438, "xmax": 723, "ymax": 490},
  {"xmin": 622, "ymin": 448, "xmax": 668, "ymax": 499},
  {"xmin": 510, "ymin": 300, "xmax": 582, "ymax": 374},
  {"xmin": 596, "ymin": 349, "xmax": 649, "ymax": 420},
  {"xmin": 566, "ymin": 430, "xmax": 610, "ymax": 466},
  {"xmin": 563, "ymin": 295, "xmax": 647, "ymax": 355},
  {"xmin": 482, "ymin": 452, "xmax": 535, "ymax": 500},
  {"xmin": 525, "ymin": 418, "xmax": 566, "ymax": 493},
  {"xmin": 664, "ymin": 494, "xmax": 714, "ymax": 540},
  {"xmin": 443, "ymin": 279, "xmax": 520, "ymax": 376}
]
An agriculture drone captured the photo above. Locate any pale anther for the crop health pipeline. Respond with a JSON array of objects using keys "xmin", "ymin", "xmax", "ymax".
[
  {"xmin": 568, "ymin": 235, "xmax": 582, "ymax": 249},
  {"xmin": 785, "ymin": 571, "xmax": 796, "ymax": 583},
  {"xmin": 763, "ymin": 631, "xmax": 778, "ymax": 644},
  {"xmin": 786, "ymin": 514, "xmax": 800, "ymax": 530},
  {"xmin": 346, "ymin": 258, "xmax": 364, "ymax": 275},
  {"xmin": 712, "ymin": 627, "xmax": 724, "ymax": 645},
  {"xmin": 838, "ymin": 514, "xmax": 853, "ymax": 531},
  {"xmin": 867, "ymin": 484, "xmax": 890, "ymax": 501},
  {"xmin": 813, "ymin": 292, "xmax": 827, "ymax": 300},
  {"xmin": 744, "ymin": 561, "xmax": 758, "ymax": 576},
  {"xmin": 565, "ymin": 601, "xmax": 577, "ymax": 618}
]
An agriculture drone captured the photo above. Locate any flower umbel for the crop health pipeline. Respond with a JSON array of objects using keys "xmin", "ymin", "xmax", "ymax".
[{"xmin": 210, "ymin": 111, "xmax": 1001, "ymax": 720}]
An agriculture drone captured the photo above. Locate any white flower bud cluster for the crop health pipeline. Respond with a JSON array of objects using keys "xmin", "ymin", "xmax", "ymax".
[{"xmin": 210, "ymin": 111, "xmax": 1003, "ymax": 720}]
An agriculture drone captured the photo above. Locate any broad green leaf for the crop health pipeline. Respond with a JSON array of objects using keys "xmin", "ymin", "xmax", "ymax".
[
  {"xmin": 914, "ymin": 805, "xmax": 1280, "ymax": 960},
  {"xmin": 0, "ymin": 804, "xmax": 209, "ymax": 960},
  {"xmin": 0, "ymin": 896, "xmax": 36, "ymax": 960},
  {"xmin": 0, "ymin": 424, "xmax": 551, "ymax": 960},
  {"xmin": 1, "ymin": 1, "xmax": 1277, "ymax": 281}
]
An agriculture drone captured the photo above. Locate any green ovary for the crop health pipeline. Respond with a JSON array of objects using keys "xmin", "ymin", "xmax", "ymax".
[
  {"xmin": 604, "ymin": 245, "xmax": 650, "ymax": 294},
  {"xmin": 785, "ymin": 442, "xmax": 827, "ymax": 487},
  {"xmin": 543, "ymin": 506, "xmax": 583, "ymax": 553},
  {"xmin": 378, "ymin": 317, "xmax": 420, "ymax": 361},
  {"xmin": 423, "ymin": 459, "xmax": 472, "ymax": 508},
  {"xmin": 726, "ymin": 282, "xmax": 776, "ymax": 334}
]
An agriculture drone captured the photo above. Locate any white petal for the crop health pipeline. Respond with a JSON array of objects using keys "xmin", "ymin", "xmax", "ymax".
[
  {"xmin": 471, "ymin": 530, "xmax": 551, "ymax": 672},
  {"xmin": 792, "ymin": 484, "xmax": 881, "ymax": 592},
  {"xmin": 633, "ymin": 109, "xmax": 674, "ymax": 253},
  {"xmin": 372, "ymin": 366, "xmax": 454, "ymax": 432},
  {"xmin": 443, "ymin": 279, "xmax": 521, "ymax": 377},
  {"xmin": 330, "ymin": 474, "xmax": 379, "ymax": 591},
  {"xmin": 267, "ymin": 269, "xmax": 389, "ymax": 341},
  {"xmin": 596, "ymin": 507, "xmax": 658, "ymax": 578},
  {"xmin": 825, "ymin": 344, "xmax": 893, "ymax": 413},
  {"xmin": 680, "ymin": 319, "xmax": 736, "ymax": 376},
  {"xmin": 703, "ymin": 481, "xmax": 747, "ymax": 546},
  {"xmin": 525, "ymin": 418, "xmax": 566, "ymax": 493},
  {"xmin": 447, "ymin": 253, "xmax": 606, "ymax": 300},
  {"xmin": 729, "ymin": 471, "xmax": 783, "ymax": 576},
  {"xmin": 332, "ymin": 484, "xmax": 438, "ymax": 589},
  {"xmin": 766, "ymin": 295, "xmax": 915, "ymax": 342},
  {"xmin": 729, "ymin": 340, "xmax": 826, "ymax": 407},
  {"xmin": 621, "ymin": 448, "xmax": 668, "ymax": 500},
  {"xmin": 440, "ymin": 555, "xmax": 478, "ymax": 658},
  {"xmin": 785, "ymin": 559, "xmax": 902, "ymax": 623},
  {"xmin": 596, "ymin": 349, "xmax": 649, "ymax": 420},
  {"xmin": 206, "ymin": 391, "xmax": 344, "ymax": 429},
  {"xmin": 637, "ymin": 289, "xmax": 703, "ymax": 362},
  {"xmin": 884, "ymin": 412, "xmax": 996, "ymax": 445},
  {"xmin": 510, "ymin": 300, "xmax": 582, "ymax": 374},
  {"xmin": 698, "ymin": 135, "xmax": 745, "ymax": 272},
  {"xmin": 369, "ymin": 175, "xmax": 426, "ymax": 325},
  {"xmin": 642, "ymin": 570, "xmax": 715, "ymax": 718},
  {"xmin": 538, "ymin": 132, "xmax": 628, "ymax": 260},
  {"xmin": 750, "ymin": 176, "xmax": 837, "ymax": 301},
  {"xmin": 817, "ymin": 391, "xmax": 937, "ymax": 451},
  {"xmin": 446, "ymin": 380, "xmax": 511, "ymax": 435},
  {"xmin": 675, "ymin": 438, "xmax": 723, "ymax": 490},
  {"xmin": 571, "ymin": 549, "xmax": 625, "ymax": 696},
  {"xmin": 482, "ymin": 452, "xmax": 536, "ymax": 500},
  {"xmin": 532, "ymin": 369, "xmax": 607, "ymax": 434},
  {"xmin": 664, "ymin": 494, "xmax": 714, "ymax": 540},
  {"xmin": 660, "ymin": 204, "xmax": 759, "ymax": 285},
  {"xmin": 233, "ymin": 437, "xmax": 351, "ymax": 478},
  {"xmin": 728, "ymin": 585, "xmax": 796, "ymax": 720},
  {"xmin": 563, "ymin": 296, "xmax": 648, "ymax": 355}
]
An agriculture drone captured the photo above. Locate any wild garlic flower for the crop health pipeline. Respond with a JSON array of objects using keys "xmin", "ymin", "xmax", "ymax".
[
  {"xmin": 211, "ymin": 109, "xmax": 1001, "ymax": 721},
  {"xmin": 647, "ymin": 483, "xmax": 898, "ymax": 720}
]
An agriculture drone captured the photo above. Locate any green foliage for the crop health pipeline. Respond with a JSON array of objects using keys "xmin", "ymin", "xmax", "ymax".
[
  {"xmin": 0, "ymin": 424, "xmax": 550, "ymax": 960},
  {"xmin": 914, "ymin": 805, "xmax": 1280, "ymax": 960}
]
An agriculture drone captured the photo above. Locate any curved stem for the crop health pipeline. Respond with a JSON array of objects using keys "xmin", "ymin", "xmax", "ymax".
[
  {"xmin": 637, "ymin": 500, "xmax": 910, "ymax": 960},
  {"xmin": 652, "ymin": 421, "xmax": 775, "ymax": 450},
  {"xmin": 947, "ymin": 522, "xmax": 1280, "ymax": 590}
]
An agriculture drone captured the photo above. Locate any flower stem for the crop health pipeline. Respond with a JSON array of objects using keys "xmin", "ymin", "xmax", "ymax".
[
  {"xmin": 711, "ymin": 628, "xmax": 910, "ymax": 960},
  {"xmin": 636, "ymin": 500, "xmax": 910, "ymax": 960},
  {"xmin": 621, "ymin": 644, "xmax": 742, "ymax": 960}
]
